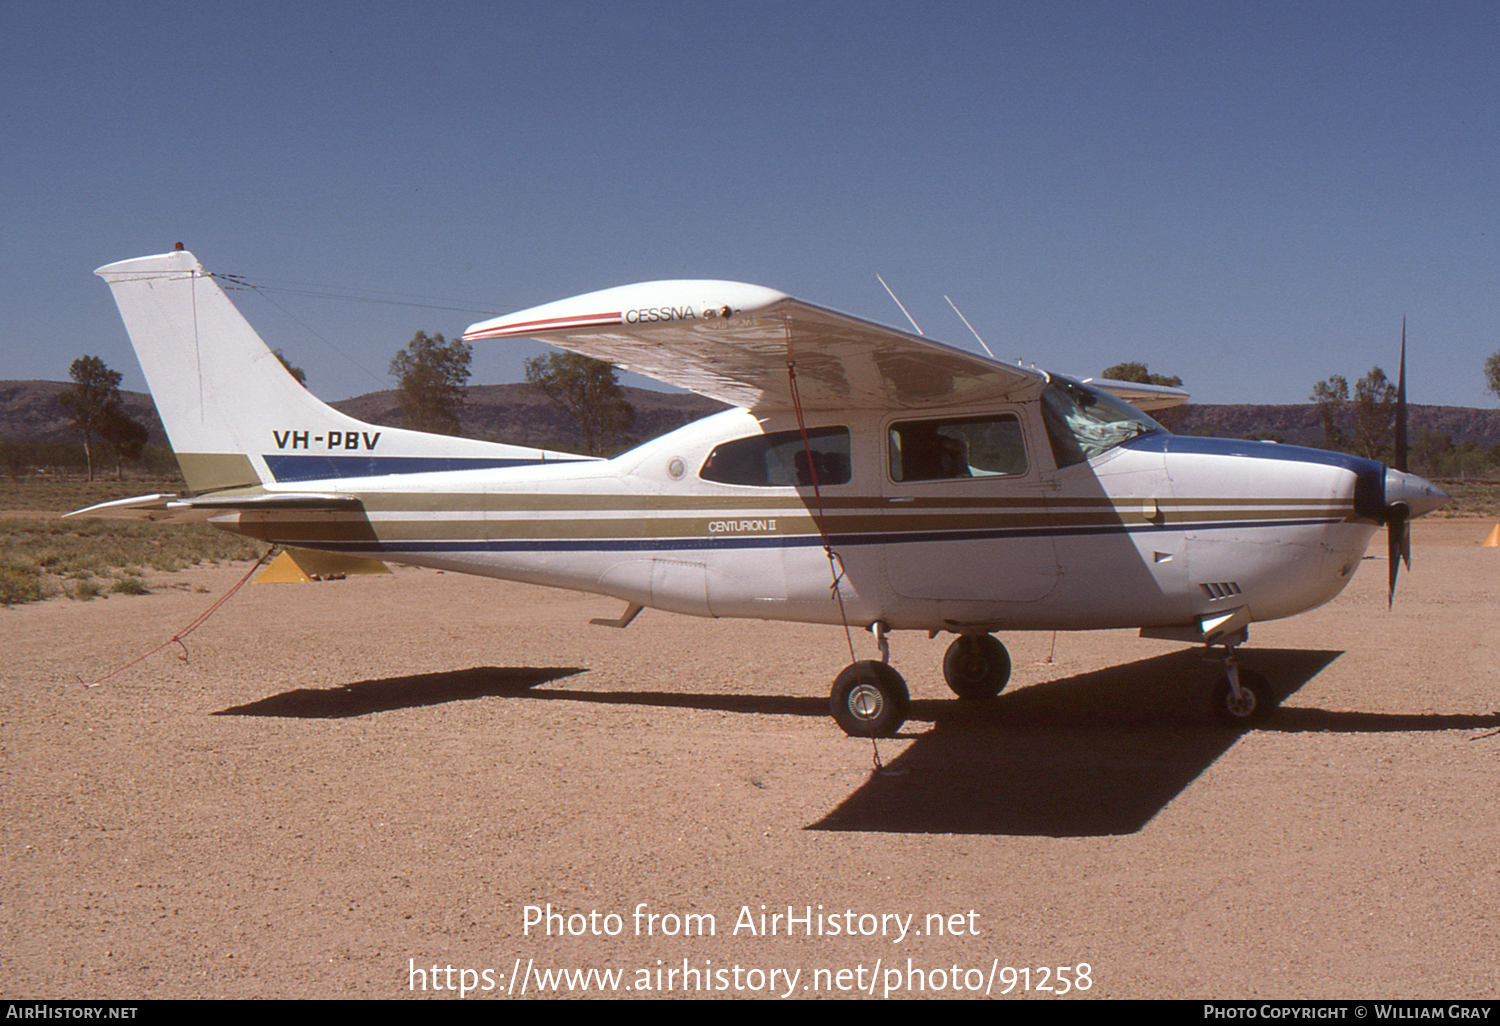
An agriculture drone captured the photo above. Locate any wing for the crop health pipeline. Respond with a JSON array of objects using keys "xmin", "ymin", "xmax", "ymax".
[
  {"xmin": 463, "ymin": 281, "xmax": 1045, "ymax": 413},
  {"xmin": 1085, "ymin": 377, "xmax": 1191, "ymax": 412}
]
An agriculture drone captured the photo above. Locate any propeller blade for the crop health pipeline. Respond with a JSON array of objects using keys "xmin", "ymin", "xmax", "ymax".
[
  {"xmin": 1387, "ymin": 318, "xmax": 1412, "ymax": 608},
  {"xmin": 1386, "ymin": 510, "xmax": 1398, "ymax": 606},
  {"xmin": 1394, "ymin": 317, "xmax": 1408, "ymax": 473},
  {"xmin": 1387, "ymin": 504, "xmax": 1408, "ymax": 608}
]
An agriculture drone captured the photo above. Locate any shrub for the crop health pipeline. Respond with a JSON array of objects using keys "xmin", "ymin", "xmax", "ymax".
[
  {"xmin": 0, "ymin": 560, "xmax": 47, "ymax": 605},
  {"xmin": 110, "ymin": 574, "xmax": 150, "ymax": 596},
  {"xmin": 69, "ymin": 577, "xmax": 103, "ymax": 601}
]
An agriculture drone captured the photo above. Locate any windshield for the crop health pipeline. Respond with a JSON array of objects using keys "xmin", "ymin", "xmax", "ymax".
[{"xmin": 1040, "ymin": 375, "xmax": 1167, "ymax": 467}]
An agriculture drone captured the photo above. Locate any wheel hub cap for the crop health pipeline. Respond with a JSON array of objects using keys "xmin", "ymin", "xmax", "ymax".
[
  {"xmin": 848, "ymin": 683, "xmax": 884, "ymax": 720},
  {"xmin": 1225, "ymin": 689, "xmax": 1256, "ymax": 717}
]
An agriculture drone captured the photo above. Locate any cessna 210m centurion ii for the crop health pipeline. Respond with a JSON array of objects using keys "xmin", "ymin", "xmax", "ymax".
[{"xmin": 77, "ymin": 249, "xmax": 1448, "ymax": 736}]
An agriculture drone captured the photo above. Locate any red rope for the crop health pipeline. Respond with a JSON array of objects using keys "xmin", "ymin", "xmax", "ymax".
[
  {"xmin": 786, "ymin": 359, "xmax": 884, "ymax": 768},
  {"xmin": 786, "ymin": 360, "xmax": 858, "ymax": 666},
  {"xmin": 81, "ymin": 548, "xmax": 277, "ymax": 688}
]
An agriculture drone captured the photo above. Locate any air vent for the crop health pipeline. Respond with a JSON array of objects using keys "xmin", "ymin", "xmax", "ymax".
[{"xmin": 1201, "ymin": 582, "xmax": 1243, "ymax": 600}]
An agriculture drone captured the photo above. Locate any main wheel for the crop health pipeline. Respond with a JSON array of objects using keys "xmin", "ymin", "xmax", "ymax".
[
  {"xmin": 830, "ymin": 660, "xmax": 910, "ymax": 737},
  {"xmin": 1210, "ymin": 668, "xmax": 1276, "ymax": 727},
  {"xmin": 942, "ymin": 634, "xmax": 1011, "ymax": 700}
]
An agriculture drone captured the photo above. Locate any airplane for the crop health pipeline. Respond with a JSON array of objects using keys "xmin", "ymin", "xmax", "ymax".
[{"xmin": 72, "ymin": 248, "xmax": 1450, "ymax": 737}]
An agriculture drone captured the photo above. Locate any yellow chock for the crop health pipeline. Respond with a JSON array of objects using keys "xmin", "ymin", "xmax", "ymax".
[
  {"xmin": 1483, "ymin": 525, "xmax": 1500, "ymax": 548},
  {"xmin": 257, "ymin": 547, "xmax": 392, "ymax": 583}
]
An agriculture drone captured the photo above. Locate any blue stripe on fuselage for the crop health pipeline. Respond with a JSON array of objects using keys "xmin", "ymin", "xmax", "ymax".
[{"xmin": 263, "ymin": 453, "xmax": 554, "ymax": 482}]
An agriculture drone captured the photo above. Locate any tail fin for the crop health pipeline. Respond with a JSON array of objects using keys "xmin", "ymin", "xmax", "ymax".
[{"xmin": 96, "ymin": 250, "xmax": 583, "ymax": 494}]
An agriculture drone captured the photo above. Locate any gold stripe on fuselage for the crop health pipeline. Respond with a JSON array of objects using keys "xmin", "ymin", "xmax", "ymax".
[{"xmin": 230, "ymin": 490, "xmax": 1356, "ymax": 547}]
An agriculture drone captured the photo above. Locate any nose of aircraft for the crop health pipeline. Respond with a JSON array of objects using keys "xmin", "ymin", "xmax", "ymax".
[{"xmin": 1386, "ymin": 468, "xmax": 1450, "ymax": 518}]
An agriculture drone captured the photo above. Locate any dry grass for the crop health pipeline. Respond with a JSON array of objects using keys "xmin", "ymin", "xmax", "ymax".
[
  {"xmin": 1438, "ymin": 479, "xmax": 1500, "ymax": 519},
  {"xmin": 0, "ymin": 478, "xmax": 262, "ymax": 605},
  {"xmin": 0, "ymin": 476, "xmax": 181, "ymax": 515}
]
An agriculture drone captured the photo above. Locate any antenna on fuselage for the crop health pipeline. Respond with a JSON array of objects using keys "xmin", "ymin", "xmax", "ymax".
[
  {"xmin": 876, "ymin": 275, "xmax": 923, "ymax": 336},
  {"xmin": 944, "ymin": 295, "xmax": 998, "ymax": 360}
]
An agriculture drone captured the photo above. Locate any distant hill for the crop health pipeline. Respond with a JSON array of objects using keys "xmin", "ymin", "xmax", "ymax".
[
  {"xmin": 0, "ymin": 381, "xmax": 169, "ymax": 446},
  {"xmin": 4, "ymin": 378, "xmax": 1498, "ymax": 454},
  {"xmin": 1176, "ymin": 403, "xmax": 1500, "ymax": 449},
  {"xmin": 329, "ymin": 382, "xmax": 727, "ymax": 452},
  {"xmin": 0, "ymin": 379, "xmax": 726, "ymax": 454}
]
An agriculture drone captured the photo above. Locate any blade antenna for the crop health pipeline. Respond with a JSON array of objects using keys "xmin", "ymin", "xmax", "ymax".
[
  {"xmin": 944, "ymin": 295, "xmax": 998, "ymax": 360},
  {"xmin": 876, "ymin": 275, "xmax": 923, "ymax": 336}
]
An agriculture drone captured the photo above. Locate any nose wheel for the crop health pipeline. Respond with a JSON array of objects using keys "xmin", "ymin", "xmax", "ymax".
[{"xmin": 1208, "ymin": 653, "xmax": 1276, "ymax": 728}]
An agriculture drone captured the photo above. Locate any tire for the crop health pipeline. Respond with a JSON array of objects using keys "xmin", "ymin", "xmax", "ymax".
[
  {"xmin": 1210, "ymin": 668, "xmax": 1276, "ymax": 727},
  {"xmin": 830, "ymin": 660, "xmax": 910, "ymax": 737},
  {"xmin": 942, "ymin": 634, "xmax": 1011, "ymax": 700}
]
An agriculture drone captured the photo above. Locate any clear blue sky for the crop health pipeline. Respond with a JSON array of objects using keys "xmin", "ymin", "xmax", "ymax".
[{"xmin": 4, "ymin": 1, "xmax": 1497, "ymax": 408}]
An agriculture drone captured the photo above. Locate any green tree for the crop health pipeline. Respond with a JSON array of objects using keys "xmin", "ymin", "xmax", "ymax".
[
  {"xmin": 274, "ymin": 349, "xmax": 308, "ymax": 387},
  {"xmin": 1100, "ymin": 361, "xmax": 1187, "ymax": 429},
  {"xmin": 56, "ymin": 355, "xmax": 124, "ymax": 481},
  {"xmin": 389, "ymin": 331, "xmax": 471, "ymax": 435},
  {"xmin": 99, "ymin": 403, "xmax": 149, "ymax": 479},
  {"xmin": 1309, "ymin": 374, "xmax": 1350, "ymax": 451},
  {"xmin": 1099, "ymin": 361, "xmax": 1183, "ymax": 387},
  {"xmin": 1352, "ymin": 366, "xmax": 1397, "ymax": 459},
  {"xmin": 523, "ymin": 352, "xmax": 636, "ymax": 457},
  {"xmin": 1484, "ymin": 350, "xmax": 1500, "ymax": 401}
]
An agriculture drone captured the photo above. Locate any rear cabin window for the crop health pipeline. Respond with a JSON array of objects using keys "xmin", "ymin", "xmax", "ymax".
[
  {"xmin": 888, "ymin": 414, "xmax": 1028, "ymax": 482},
  {"xmin": 699, "ymin": 427, "xmax": 851, "ymax": 487}
]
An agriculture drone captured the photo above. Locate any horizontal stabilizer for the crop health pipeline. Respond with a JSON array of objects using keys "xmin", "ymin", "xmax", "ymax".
[{"xmin": 65, "ymin": 491, "xmax": 362, "ymax": 523}]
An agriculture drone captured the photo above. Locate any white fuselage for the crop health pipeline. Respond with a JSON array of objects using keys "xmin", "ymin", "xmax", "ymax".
[{"xmin": 223, "ymin": 403, "xmax": 1385, "ymax": 637}]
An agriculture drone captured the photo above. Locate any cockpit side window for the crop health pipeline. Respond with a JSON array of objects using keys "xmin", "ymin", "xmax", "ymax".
[
  {"xmin": 888, "ymin": 414, "xmax": 1028, "ymax": 482},
  {"xmin": 699, "ymin": 427, "xmax": 851, "ymax": 487},
  {"xmin": 1040, "ymin": 376, "xmax": 1167, "ymax": 468}
]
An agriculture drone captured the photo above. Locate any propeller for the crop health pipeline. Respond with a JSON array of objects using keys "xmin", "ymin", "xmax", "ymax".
[
  {"xmin": 1386, "ymin": 317, "xmax": 1413, "ymax": 607},
  {"xmin": 1375, "ymin": 318, "xmax": 1451, "ymax": 606}
]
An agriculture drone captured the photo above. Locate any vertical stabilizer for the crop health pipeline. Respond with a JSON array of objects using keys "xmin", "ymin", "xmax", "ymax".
[{"xmin": 95, "ymin": 250, "xmax": 585, "ymax": 494}]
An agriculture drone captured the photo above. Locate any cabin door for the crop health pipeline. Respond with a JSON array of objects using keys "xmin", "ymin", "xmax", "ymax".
[{"xmin": 880, "ymin": 410, "xmax": 1060, "ymax": 603}]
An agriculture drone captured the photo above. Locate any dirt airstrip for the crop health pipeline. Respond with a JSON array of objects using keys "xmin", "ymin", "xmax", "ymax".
[{"xmin": 2, "ymin": 519, "xmax": 1498, "ymax": 1000}]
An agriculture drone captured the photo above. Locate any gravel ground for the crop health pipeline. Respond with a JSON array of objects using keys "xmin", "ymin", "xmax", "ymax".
[{"xmin": 3, "ymin": 519, "xmax": 1497, "ymax": 1000}]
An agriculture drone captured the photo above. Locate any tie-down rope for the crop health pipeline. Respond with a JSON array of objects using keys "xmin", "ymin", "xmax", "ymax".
[{"xmin": 785, "ymin": 358, "xmax": 884, "ymax": 770}]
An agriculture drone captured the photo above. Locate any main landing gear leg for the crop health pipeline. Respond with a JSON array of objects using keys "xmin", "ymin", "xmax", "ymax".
[
  {"xmin": 829, "ymin": 621, "xmax": 909, "ymax": 738},
  {"xmin": 1207, "ymin": 631, "xmax": 1276, "ymax": 727}
]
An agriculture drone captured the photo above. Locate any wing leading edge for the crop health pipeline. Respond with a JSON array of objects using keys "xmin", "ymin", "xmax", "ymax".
[{"xmin": 463, "ymin": 281, "xmax": 1047, "ymax": 413}]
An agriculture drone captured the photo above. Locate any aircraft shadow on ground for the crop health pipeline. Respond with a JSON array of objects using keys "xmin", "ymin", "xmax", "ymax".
[
  {"xmin": 809, "ymin": 648, "xmax": 1340, "ymax": 837},
  {"xmin": 215, "ymin": 650, "xmax": 1500, "ymax": 836},
  {"xmin": 213, "ymin": 666, "xmax": 586, "ymax": 718},
  {"xmin": 811, "ymin": 648, "xmax": 1500, "ymax": 837}
]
